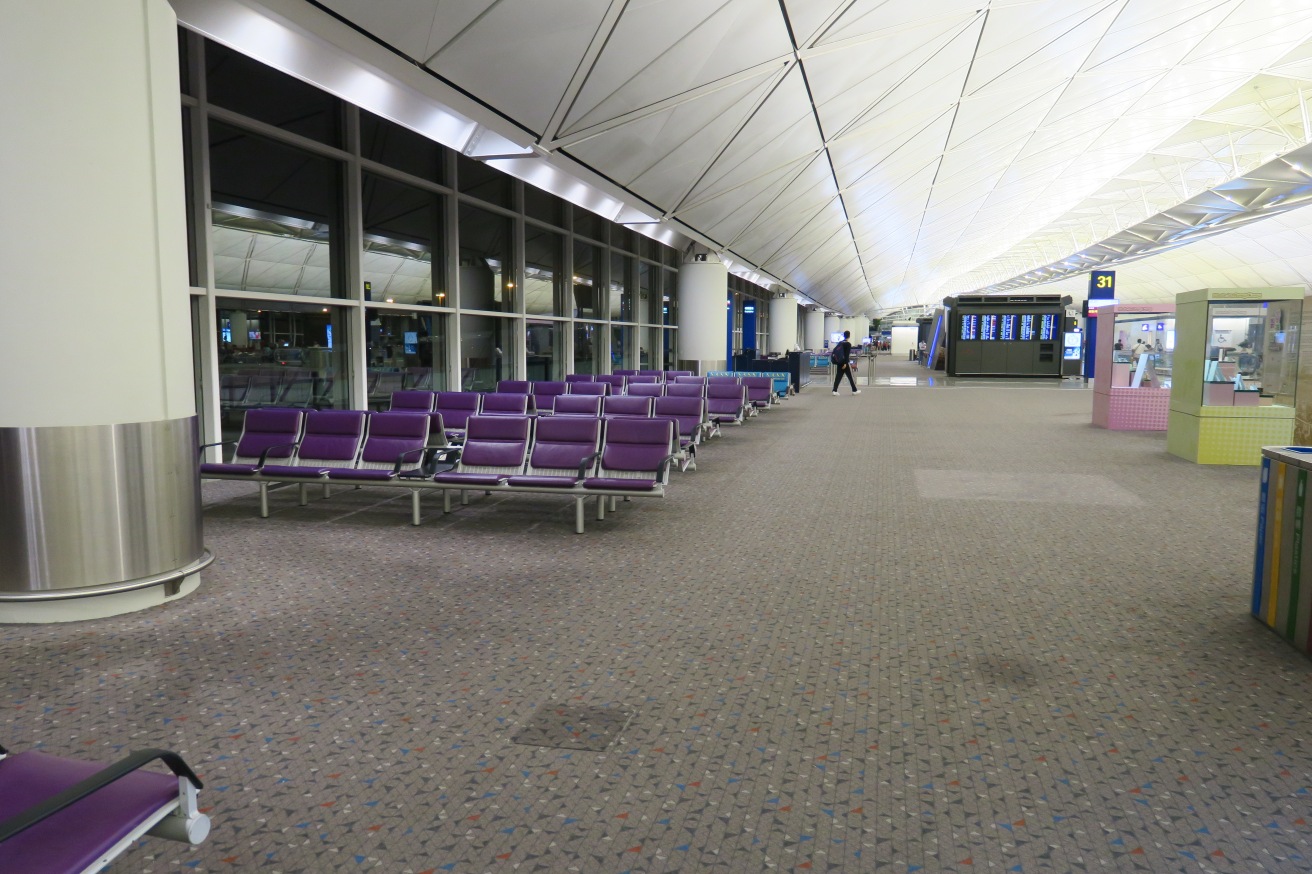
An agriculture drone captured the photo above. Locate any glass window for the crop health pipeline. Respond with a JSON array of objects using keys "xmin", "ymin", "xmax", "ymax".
[
  {"xmin": 524, "ymin": 226, "xmax": 565, "ymax": 316},
  {"xmin": 573, "ymin": 206, "xmax": 606, "ymax": 242},
  {"xmin": 574, "ymin": 322, "xmax": 601, "ymax": 375},
  {"xmin": 457, "ymin": 154, "xmax": 513, "ymax": 207},
  {"xmin": 366, "ymin": 309, "xmax": 448, "ymax": 407},
  {"xmin": 525, "ymin": 187, "xmax": 564, "ymax": 226},
  {"xmin": 664, "ymin": 328, "xmax": 678, "ymax": 370},
  {"xmin": 663, "ymin": 269, "xmax": 677, "ymax": 326},
  {"xmin": 1110, "ymin": 312, "xmax": 1174, "ymax": 389},
  {"xmin": 639, "ymin": 261, "xmax": 661, "ymax": 324},
  {"xmin": 215, "ymin": 300, "xmax": 348, "ymax": 443},
  {"xmin": 613, "ymin": 226, "xmax": 637, "ymax": 253},
  {"xmin": 610, "ymin": 252, "xmax": 633, "ymax": 321},
  {"xmin": 643, "ymin": 327, "xmax": 662, "ymax": 371},
  {"xmin": 610, "ymin": 324, "xmax": 634, "ymax": 371},
  {"xmin": 460, "ymin": 314, "xmax": 517, "ymax": 390},
  {"xmin": 458, "ymin": 204, "xmax": 515, "ymax": 313},
  {"xmin": 526, "ymin": 320, "xmax": 563, "ymax": 381},
  {"xmin": 665, "ymin": 244, "xmax": 680, "ymax": 268},
  {"xmin": 573, "ymin": 241, "xmax": 602, "ymax": 319},
  {"xmin": 1203, "ymin": 300, "xmax": 1301, "ymax": 406},
  {"xmin": 178, "ymin": 27, "xmax": 192, "ymax": 96},
  {"xmin": 362, "ymin": 172, "xmax": 445, "ymax": 306},
  {"xmin": 209, "ymin": 120, "xmax": 343, "ymax": 297},
  {"xmin": 204, "ymin": 40, "xmax": 341, "ymax": 146},
  {"xmin": 182, "ymin": 108, "xmax": 198, "ymax": 286},
  {"xmin": 360, "ymin": 110, "xmax": 445, "ymax": 184}
]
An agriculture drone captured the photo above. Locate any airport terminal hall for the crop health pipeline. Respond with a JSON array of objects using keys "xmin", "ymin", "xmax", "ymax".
[{"xmin": 12, "ymin": 1, "xmax": 1312, "ymax": 872}]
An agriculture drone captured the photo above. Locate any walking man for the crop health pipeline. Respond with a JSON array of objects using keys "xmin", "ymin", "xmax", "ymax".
[{"xmin": 831, "ymin": 330, "xmax": 860, "ymax": 395}]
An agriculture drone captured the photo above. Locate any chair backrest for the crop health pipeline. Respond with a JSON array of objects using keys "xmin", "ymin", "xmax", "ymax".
[
  {"xmin": 356, "ymin": 412, "xmax": 430, "ymax": 469},
  {"xmin": 637, "ymin": 370, "xmax": 663, "ymax": 377},
  {"xmin": 665, "ymin": 383, "xmax": 704, "ymax": 398},
  {"xmin": 664, "ymin": 371, "xmax": 692, "ymax": 379},
  {"xmin": 297, "ymin": 409, "xmax": 369, "ymax": 464},
  {"xmin": 497, "ymin": 380, "xmax": 530, "ymax": 394},
  {"xmin": 568, "ymin": 381, "xmax": 610, "ymax": 396},
  {"xmin": 626, "ymin": 383, "xmax": 664, "ymax": 399},
  {"xmin": 553, "ymin": 394, "xmax": 603, "ymax": 416},
  {"xmin": 613, "ymin": 369, "xmax": 639, "ymax": 376},
  {"xmin": 435, "ymin": 391, "xmax": 482, "ymax": 431},
  {"xmin": 595, "ymin": 374, "xmax": 626, "ymax": 390},
  {"xmin": 526, "ymin": 415, "xmax": 603, "ymax": 476},
  {"xmin": 627, "ymin": 375, "xmax": 659, "ymax": 384},
  {"xmin": 481, "ymin": 392, "xmax": 530, "ymax": 416},
  {"xmin": 706, "ymin": 383, "xmax": 747, "ymax": 403},
  {"xmin": 426, "ymin": 411, "xmax": 447, "ymax": 445},
  {"xmin": 653, "ymin": 396, "xmax": 706, "ymax": 439},
  {"xmin": 233, "ymin": 408, "xmax": 305, "ymax": 463},
  {"xmin": 707, "ymin": 376, "xmax": 741, "ymax": 385},
  {"xmin": 741, "ymin": 376, "xmax": 774, "ymax": 403},
  {"xmin": 603, "ymin": 395, "xmax": 654, "ymax": 418},
  {"xmin": 674, "ymin": 376, "xmax": 706, "ymax": 385},
  {"xmin": 531, "ymin": 380, "xmax": 567, "ymax": 414},
  {"xmin": 389, "ymin": 390, "xmax": 436, "ymax": 412},
  {"xmin": 598, "ymin": 417, "xmax": 675, "ymax": 478},
  {"xmin": 565, "ymin": 373, "xmax": 594, "ymax": 383},
  {"xmin": 456, "ymin": 416, "xmax": 532, "ymax": 473}
]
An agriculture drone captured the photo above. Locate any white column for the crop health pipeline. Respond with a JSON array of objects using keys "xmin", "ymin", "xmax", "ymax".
[
  {"xmin": 804, "ymin": 309, "xmax": 826, "ymax": 349},
  {"xmin": 768, "ymin": 293, "xmax": 799, "ymax": 354},
  {"xmin": 0, "ymin": 0, "xmax": 206, "ymax": 621},
  {"xmin": 824, "ymin": 314, "xmax": 841, "ymax": 345},
  {"xmin": 676, "ymin": 255, "xmax": 728, "ymax": 374}
]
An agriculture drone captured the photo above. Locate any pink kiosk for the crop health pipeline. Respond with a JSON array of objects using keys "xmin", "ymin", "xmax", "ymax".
[{"xmin": 1092, "ymin": 303, "xmax": 1176, "ymax": 430}]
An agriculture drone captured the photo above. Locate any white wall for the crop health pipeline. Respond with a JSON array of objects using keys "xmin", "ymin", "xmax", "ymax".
[{"xmin": 891, "ymin": 325, "xmax": 919, "ymax": 357}]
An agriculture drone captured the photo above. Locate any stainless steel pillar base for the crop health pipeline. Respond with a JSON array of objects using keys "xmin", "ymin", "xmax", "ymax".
[{"xmin": 0, "ymin": 417, "xmax": 208, "ymax": 623}]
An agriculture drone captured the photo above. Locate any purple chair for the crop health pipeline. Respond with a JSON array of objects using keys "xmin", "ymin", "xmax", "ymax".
[
  {"xmin": 627, "ymin": 375, "xmax": 660, "ymax": 385},
  {"xmin": 433, "ymin": 416, "xmax": 532, "ymax": 513},
  {"xmin": 565, "ymin": 374, "xmax": 594, "ymax": 383},
  {"xmin": 505, "ymin": 416, "xmax": 604, "ymax": 533},
  {"xmin": 323, "ymin": 412, "xmax": 431, "ymax": 524},
  {"xmin": 602, "ymin": 395, "xmax": 654, "ymax": 419},
  {"xmin": 0, "ymin": 744, "xmax": 209, "ymax": 872},
  {"xmin": 705, "ymin": 384, "xmax": 748, "ymax": 431},
  {"xmin": 256, "ymin": 410, "xmax": 369, "ymax": 516},
  {"xmin": 674, "ymin": 376, "xmax": 706, "ymax": 386},
  {"xmin": 742, "ymin": 377, "xmax": 776, "ymax": 413},
  {"xmin": 613, "ymin": 369, "xmax": 638, "ymax": 377},
  {"xmin": 665, "ymin": 383, "xmax": 704, "ymax": 398},
  {"xmin": 595, "ymin": 374, "xmax": 626, "ymax": 392},
  {"xmin": 637, "ymin": 370, "xmax": 663, "ymax": 378},
  {"xmin": 435, "ymin": 391, "xmax": 482, "ymax": 441},
  {"xmin": 664, "ymin": 371, "xmax": 692, "ymax": 380},
  {"xmin": 496, "ymin": 380, "xmax": 530, "ymax": 394},
  {"xmin": 568, "ymin": 381, "xmax": 610, "ymax": 397},
  {"xmin": 707, "ymin": 376, "xmax": 741, "ymax": 386},
  {"xmin": 389, "ymin": 390, "xmax": 436, "ymax": 413},
  {"xmin": 531, "ymin": 381, "xmax": 567, "ymax": 414},
  {"xmin": 480, "ymin": 393, "xmax": 531, "ymax": 416},
  {"xmin": 200, "ymin": 408, "xmax": 305, "ymax": 476},
  {"xmin": 626, "ymin": 383, "xmax": 663, "ymax": 399},
  {"xmin": 584, "ymin": 417, "xmax": 676, "ymax": 500},
  {"xmin": 553, "ymin": 395, "xmax": 602, "ymax": 417},
  {"xmin": 654, "ymin": 395, "xmax": 709, "ymax": 471}
]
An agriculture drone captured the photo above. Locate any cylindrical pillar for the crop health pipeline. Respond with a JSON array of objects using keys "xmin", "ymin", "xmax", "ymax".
[
  {"xmin": 804, "ymin": 309, "xmax": 826, "ymax": 350},
  {"xmin": 677, "ymin": 255, "xmax": 729, "ymax": 374},
  {"xmin": 0, "ymin": 0, "xmax": 209, "ymax": 622},
  {"xmin": 768, "ymin": 293, "xmax": 799, "ymax": 354},
  {"xmin": 824, "ymin": 314, "xmax": 841, "ymax": 346}
]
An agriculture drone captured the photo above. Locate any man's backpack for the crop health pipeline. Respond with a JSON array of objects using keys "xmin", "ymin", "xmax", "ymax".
[{"xmin": 830, "ymin": 344, "xmax": 847, "ymax": 365}]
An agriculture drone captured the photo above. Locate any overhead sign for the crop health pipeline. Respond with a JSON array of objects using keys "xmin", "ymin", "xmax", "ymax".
[{"xmin": 1089, "ymin": 270, "xmax": 1115, "ymax": 297}]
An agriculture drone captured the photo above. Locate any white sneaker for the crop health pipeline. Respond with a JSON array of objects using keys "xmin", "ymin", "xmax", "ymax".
[
  {"xmin": 853, "ymin": 390, "xmax": 861, "ymax": 394},
  {"xmin": 832, "ymin": 390, "xmax": 839, "ymax": 395}
]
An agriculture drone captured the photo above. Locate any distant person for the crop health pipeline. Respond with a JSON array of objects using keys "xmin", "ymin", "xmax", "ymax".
[
  {"xmin": 831, "ymin": 330, "xmax": 859, "ymax": 395},
  {"xmin": 1131, "ymin": 338, "xmax": 1149, "ymax": 362},
  {"xmin": 917, "ymin": 340, "xmax": 927, "ymax": 361}
]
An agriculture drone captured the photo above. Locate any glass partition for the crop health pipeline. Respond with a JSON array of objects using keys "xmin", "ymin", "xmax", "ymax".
[
  {"xmin": 574, "ymin": 322, "xmax": 601, "ymax": 375},
  {"xmin": 1203, "ymin": 300, "xmax": 1301, "ymax": 406},
  {"xmin": 460, "ymin": 313, "xmax": 516, "ymax": 390},
  {"xmin": 526, "ymin": 319, "xmax": 563, "ymax": 381},
  {"xmin": 1111, "ymin": 312, "xmax": 1175, "ymax": 389},
  {"xmin": 366, "ymin": 309, "xmax": 449, "ymax": 408}
]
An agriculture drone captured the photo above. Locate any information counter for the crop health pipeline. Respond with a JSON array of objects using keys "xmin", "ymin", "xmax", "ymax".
[{"xmin": 1092, "ymin": 303, "xmax": 1175, "ymax": 430}]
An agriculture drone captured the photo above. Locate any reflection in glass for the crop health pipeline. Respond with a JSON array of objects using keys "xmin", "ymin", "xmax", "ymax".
[
  {"xmin": 526, "ymin": 320, "xmax": 562, "ymax": 381},
  {"xmin": 663, "ymin": 328, "xmax": 677, "ymax": 369},
  {"xmin": 573, "ymin": 205, "xmax": 606, "ymax": 242},
  {"xmin": 360, "ymin": 110, "xmax": 445, "ymax": 183},
  {"xmin": 573, "ymin": 241, "xmax": 602, "ymax": 318},
  {"xmin": 1203, "ymin": 300, "xmax": 1301, "ymax": 406},
  {"xmin": 215, "ymin": 300, "xmax": 347, "ymax": 443},
  {"xmin": 209, "ymin": 120, "xmax": 342, "ymax": 297},
  {"xmin": 362, "ymin": 173, "xmax": 444, "ymax": 306},
  {"xmin": 458, "ymin": 204, "xmax": 515, "ymax": 313},
  {"xmin": 460, "ymin": 314, "xmax": 516, "ymax": 390},
  {"xmin": 524, "ymin": 226, "xmax": 565, "ymax": 316},
  {"xmin": 366, "ymin": 309, "xmax": 448, "ymax": 408},
  {"xmin": 205, "ymin": 40, "xmax": 341, "ymax": 146},
  {"xmin": 663, "ymin": 269, "xmax": 677, "ymax": 325},
  {"xmin": 610, "ymin": 252, "xmax": 633, "ymax": 321},
  {"xmin": 1110, "ymin": 312, "xmax": 1174, "ymax": 389},
  {"xmin": 574, "ymin": 322, "xmax": 601, "ymax": 375},
  {"xmin": 457, "ymin": 154, "xmax": 512, "ymax": 206},
  {"xmin": 525, "ymin": 188, "xmax": 564, "ymax": 226},
  {"xmin": 643, "ymin": 327, "xmax": 662, "ymax": 370},
  {"xmin": 611, "ymin": 324, "xmax": 633, "ymax": 371},
  {"xmin": 640, "ymin": 261, "xmax": 662, "ymax": 323}
]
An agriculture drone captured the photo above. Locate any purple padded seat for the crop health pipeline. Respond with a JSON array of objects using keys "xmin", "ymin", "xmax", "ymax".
[
  {"xmin": 553, "ymin": 395, "xmax": 602, "ymax": 417},
  {"xmin": 705, "ymin": 383, "xmax": 748, "ymax": 427},
  {"xmin": 627, "ymin": 375, "xmax": 659, "ymax": 384},
  {"xmin": 625, "ymin": 383, "xmax": 663, "ymax": 399},
  {"xmin": 259, "ymin": 409, "xmax": 368, "ymax": 479},
  {"xmin": 435, "ymin": 391, "xmax": 482, "ymax": 439},
  {"xmin": 325, "ymin": 412, "xmax": 429, "ymax": 481},
  {"xmin": 673, "ymin": 376, "xmax": 706, "ymax": 386},
  {"xmin": 602, "ymin": 395, "xmax": 654, "ymax": 418},
  {"xmin": 506, "ymin": 415, "xmax": 602, "ymax": 488},
  {"xmin": 568, "ymin": 381, "xmax": 610, "ymax": 397},
  {"xmin": 742, "ymin": 376, "xmax": 775, "ymax": 411},
  {"xmin": 433, "ymin": 415, "xmax": 532, "ymax": 487},
  {"xmin": 654, "ymin": 396, "xmax": 707, "ymax": 471},
  {"xmin": 595, "ymin": 374, "xmax": 626, "ymax": 392},
  {"xmin": 564, "ymin": 373, "xmax": 594, "ymax": 383},
  {"xmin": 480, "ymin": 393, "xmax": 531, "ymax": 416},
  {"xmin": 584, "ymin": 417, "xmax": 675, "ymax": 491},
  {"xmin": 613, "ymin": 369, "xmax": 638, "ymax": 376},
  {"xmin": 637, "ymin": 370, "xmax": 663, "ymax": 377},
  {"xmin": 0, "ymin": 751, "xmax": 185, "ymax": 873},
  {"xmin": 664, "ymin": 383, "xmax": 704, "ymax": 398},
  {"xmin": 497, "ymin": 380, "xmax": 530, "ymax": 394},
  {"xmin": 531, "ymin": 381, "xmax": 567, "ymax": 414},
  {"xmin": 389, "ymin": 390, "xmax": 436, "ymax": 413},
  {"xmin": 199, "ymin": 408, "xmax": 304, "ymax": 476},
  {"xmin": 707, "ymin": 376, "xmax": 741, "ymax": 385},
  {"xmin": 664, "ymin": 371, "xmax": 692, "ymax": 379}
]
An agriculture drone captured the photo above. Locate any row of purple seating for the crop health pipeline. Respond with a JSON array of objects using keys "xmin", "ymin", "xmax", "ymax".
[
  {"xmin": 200, "ymin": 409, "xmax": 683, "ymax": 532},
  {"xmin": 503, "ymin": 376, "xmax": 778, "ymax": 412}
]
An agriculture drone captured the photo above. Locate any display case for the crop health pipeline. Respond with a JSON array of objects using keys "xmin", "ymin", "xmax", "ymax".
[
  {"xmin": 1167, "ymin": 288, "xmax": 1303, "ymax": 464},
  {"xmin": 1092, "ymin": 304, "xmax": 1176, "ymax": 429}
]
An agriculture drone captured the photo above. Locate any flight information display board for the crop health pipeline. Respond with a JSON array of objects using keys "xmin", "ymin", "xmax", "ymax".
[
  {"xmin": 1019, "ymin": 314, "xmax": 1036, "ymax": 340},
  {"xmin": 960, "ymin": 314, "xmax": 979, "ymax": 340},
  {"xmin": 1039, "ymin": 314, "xmax": 1058, "ymax": 340},
  {"xmin": 980, "ymin": 314, "xmax": 999, "ymax": 340},
  {"xmin": 1000, "ymin": 314, "xmax": 1017, "ymax": 340}
]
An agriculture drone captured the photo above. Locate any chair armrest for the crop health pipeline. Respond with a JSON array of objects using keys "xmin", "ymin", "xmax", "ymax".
[
  {"xmin": 390, "ymin": 446, "xmax": 427, "ymax": 475},
  {"xmin": 197, "ymin": 440, "xmax": 234, "ymax": 458},
  {"xmin": 0, "ymin": 748, "xmax": 203, "ymax": 844},
  {"xmin": 256, "ymin": 442, "xmax": 300, "ymax": 467},
  {"xmin": 577, "ymin": 451, "xmax": 602, "ymax": 480}
]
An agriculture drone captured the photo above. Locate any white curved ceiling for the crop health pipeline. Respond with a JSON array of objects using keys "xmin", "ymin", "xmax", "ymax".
[{"xmin": 298, "ymin": 0, "xmax": 1312, "ymax": 312}]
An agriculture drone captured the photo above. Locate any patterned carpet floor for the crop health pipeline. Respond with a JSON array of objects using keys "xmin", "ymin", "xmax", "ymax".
[{"xmin": 3, "ymin": 357, "xmax": 1311, "ymax": 873}]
